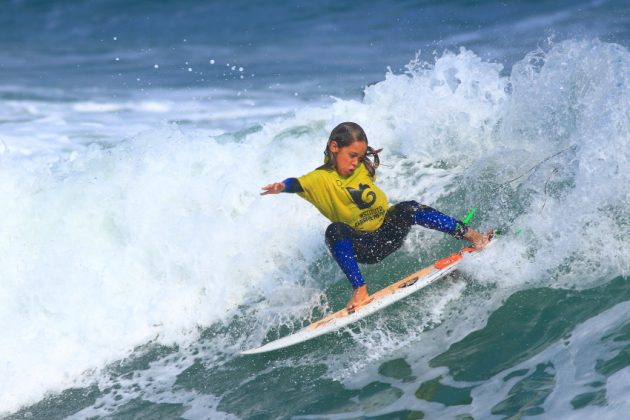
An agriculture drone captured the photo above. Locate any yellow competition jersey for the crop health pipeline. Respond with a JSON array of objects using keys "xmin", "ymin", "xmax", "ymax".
[{"xmin": 297, "ymin": 163, "xmax": 389, "ymax": 232}]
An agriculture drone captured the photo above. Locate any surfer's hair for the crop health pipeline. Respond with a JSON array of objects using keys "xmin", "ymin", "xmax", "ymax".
[{"xmin": 319, "ymin": 122, "xmax": 382, "ymax": 176}]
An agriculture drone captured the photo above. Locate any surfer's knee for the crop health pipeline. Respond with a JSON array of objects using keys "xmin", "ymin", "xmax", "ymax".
[
  {"xmin": 390, "ymin": 200, "xmax": 427, "ymax": 225},
  {"xmin": 325, "ymin": 222, "xmax": 354, "ymax": 248},
  {"xmin": 406, "ymin": 200, "xmax": 433, "ymax": 214}
]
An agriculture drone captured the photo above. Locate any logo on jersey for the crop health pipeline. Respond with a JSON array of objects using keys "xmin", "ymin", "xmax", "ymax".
[{"xmin": 346, "ymin": 183, "xmax": 376, "ymax": 209}]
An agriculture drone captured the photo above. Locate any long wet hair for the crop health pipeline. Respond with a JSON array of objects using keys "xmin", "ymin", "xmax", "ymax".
[{"xmin": 318, "ymin": 122, "xmax": 382, "ymax": 177}]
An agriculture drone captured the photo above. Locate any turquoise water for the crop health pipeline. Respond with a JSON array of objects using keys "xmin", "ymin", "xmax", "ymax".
[
  {"xmin": 1, "ymin": 1, "xmax": 629, "ymax": 419},
  {"xmin": 9, "ymin": 276, "xmax": 630, "ymax": 418}
]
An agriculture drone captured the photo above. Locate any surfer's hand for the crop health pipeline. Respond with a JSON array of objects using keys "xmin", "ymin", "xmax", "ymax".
[
  {"xmin": 260, "ymin": 182, "xmax": 285, "ymax": 195},
  {"xmin": 464, "ymin": 228, "xmax": 493, "ymax": 249}
]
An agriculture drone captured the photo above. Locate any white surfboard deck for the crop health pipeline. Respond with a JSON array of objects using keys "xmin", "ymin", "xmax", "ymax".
[{"xmin": 241, "ymin": 243, "xmax": 490, "ymax": 355}]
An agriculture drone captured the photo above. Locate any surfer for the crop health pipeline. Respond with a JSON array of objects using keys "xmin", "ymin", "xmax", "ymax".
[{"xmin": 261, "ymin": 122, "xmax": 491, "ymax": 310}]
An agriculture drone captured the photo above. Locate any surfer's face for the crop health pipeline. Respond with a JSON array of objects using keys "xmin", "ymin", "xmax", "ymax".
[{"xmin": 330, "ymin": 140, "xmax": 367, "ymax": 177}]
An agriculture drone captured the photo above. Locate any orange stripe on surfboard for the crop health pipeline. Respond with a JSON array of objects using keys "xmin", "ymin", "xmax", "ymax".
[{"xmin": 434, "ymin": 247, "xmax": 476, "ymax": 269}]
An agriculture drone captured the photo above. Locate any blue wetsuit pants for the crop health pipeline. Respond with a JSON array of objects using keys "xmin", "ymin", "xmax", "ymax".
[{"xmin": 325, "ymin": 201, "xmax": 468, "ymax": 289}]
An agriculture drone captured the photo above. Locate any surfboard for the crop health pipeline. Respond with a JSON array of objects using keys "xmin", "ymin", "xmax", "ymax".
[{"xmin": 241, "ymin": 243, "xmax": 490, "ymax": 355}]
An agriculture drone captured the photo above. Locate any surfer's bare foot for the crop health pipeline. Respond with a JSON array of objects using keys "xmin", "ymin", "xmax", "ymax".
[
  {"xmin": 347, "ymin": 285, "xmax": 372, "ymax": 311},
  {"xmin": 464, "ymin": 228, "xmax": 493, "ymax": 249}
]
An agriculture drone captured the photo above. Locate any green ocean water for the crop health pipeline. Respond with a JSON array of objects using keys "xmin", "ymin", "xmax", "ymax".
[{"xmin": 10, "ymin": 274, "xmax": 630, "ymax": 419}]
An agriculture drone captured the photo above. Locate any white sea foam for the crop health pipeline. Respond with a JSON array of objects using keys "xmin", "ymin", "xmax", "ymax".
[
  {"xmin": 0, "ymin": 123, "xmax": 327, "ymax": 413},
  {"xmin": 464, "ymin": 39, "xmax": 630, "ymax": 288},
  {"xmin": 0, "ymin": 86, "xmax": 307, "ymax": 156}
]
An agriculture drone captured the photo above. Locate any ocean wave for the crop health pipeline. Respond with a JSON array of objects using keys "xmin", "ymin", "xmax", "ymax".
[{"xmin": 1, "ymin": 38, "xmax": 629, "ymax": 416}]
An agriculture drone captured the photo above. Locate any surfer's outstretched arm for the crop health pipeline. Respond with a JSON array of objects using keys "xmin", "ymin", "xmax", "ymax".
[{"xmin": 260, "ymin": 178, "xmax": 303, "ymax": 195}]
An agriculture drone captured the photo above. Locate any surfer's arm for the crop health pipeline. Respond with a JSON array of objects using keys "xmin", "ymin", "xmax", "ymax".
[{"xmin": 260, "ymin": 178, "xmax": 304, "ymax": 195}]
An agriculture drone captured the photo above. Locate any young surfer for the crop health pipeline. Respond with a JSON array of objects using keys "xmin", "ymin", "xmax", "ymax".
[{"xmin": 261, "ymin": 122, "xmax": 491, "ymax": 310}]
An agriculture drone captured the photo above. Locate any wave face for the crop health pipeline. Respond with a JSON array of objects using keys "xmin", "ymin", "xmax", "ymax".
[{"xmin": 1, "ymin": 1, "xmax": 630, "ymax": 418}]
